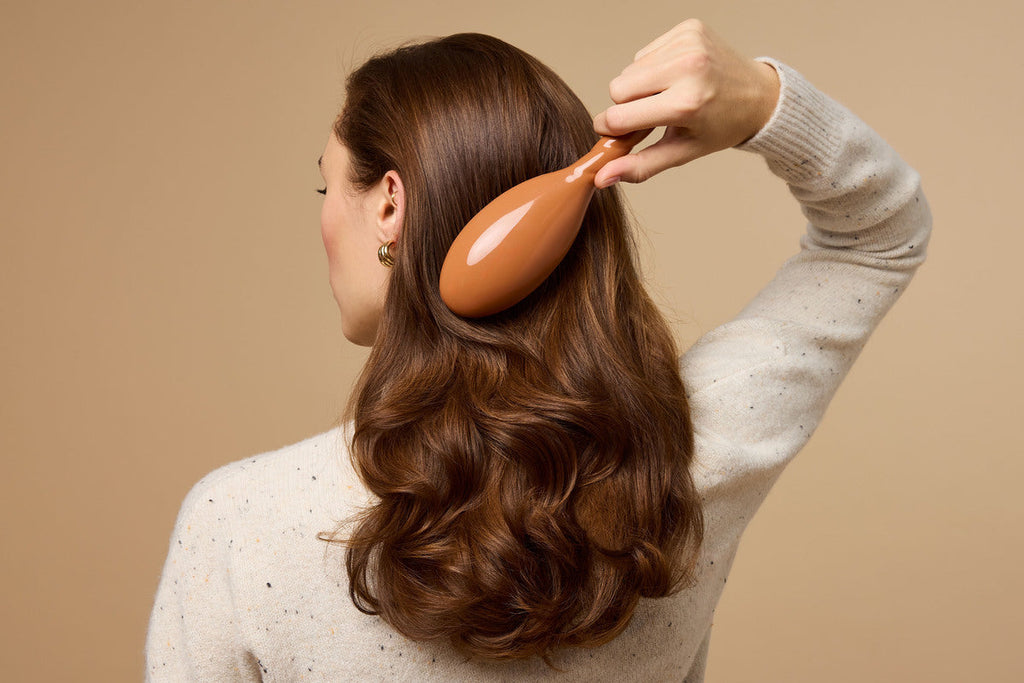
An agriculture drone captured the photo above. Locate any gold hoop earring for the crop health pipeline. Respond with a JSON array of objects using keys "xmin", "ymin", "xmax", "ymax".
[{"xmin": 378, "ymin": 241, "xmax": 395, "ymax": 267}]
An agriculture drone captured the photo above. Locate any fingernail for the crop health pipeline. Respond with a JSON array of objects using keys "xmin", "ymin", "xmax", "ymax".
[{"xmin": 598, "ymin": 176, "xmax": 621, "ymax": 189}]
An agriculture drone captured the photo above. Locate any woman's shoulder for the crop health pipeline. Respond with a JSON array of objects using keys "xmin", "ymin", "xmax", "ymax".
[
  {"xmin": 173, "ymin": 421, "xmax": 366, "ymax": 531},
  {"xmin": 190, "ymin": 422, "xmax": 347, "ymax": 488}
]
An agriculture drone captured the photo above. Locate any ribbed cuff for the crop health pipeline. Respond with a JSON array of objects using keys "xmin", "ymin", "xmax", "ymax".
[{"xmin": 734, "ymin": 57, "xmax": 846, "ymax": 186}]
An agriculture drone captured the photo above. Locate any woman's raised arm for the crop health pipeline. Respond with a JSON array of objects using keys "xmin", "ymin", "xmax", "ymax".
[{"xmin": 595, "ymin": 19, "xmax": 933, "ymax": 467}]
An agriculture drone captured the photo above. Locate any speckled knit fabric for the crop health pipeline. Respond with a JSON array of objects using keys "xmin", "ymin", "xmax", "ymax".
[{"xmin": 144, "ymin": 57, "xmax": 932, "ymax": 682}]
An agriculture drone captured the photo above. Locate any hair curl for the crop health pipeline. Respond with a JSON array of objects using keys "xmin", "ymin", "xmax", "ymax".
[{"xmin": 317, "ymin": 32, "xmax": 704, "ymax": 668}]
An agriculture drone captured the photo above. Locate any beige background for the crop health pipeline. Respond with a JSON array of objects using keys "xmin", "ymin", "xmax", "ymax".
[{"xmin": 2, "ymin": 0, "xmax": 1020, "ymax": 680}]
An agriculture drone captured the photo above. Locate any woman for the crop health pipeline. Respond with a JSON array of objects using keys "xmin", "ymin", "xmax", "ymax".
[{"xmin": 146, "ymin": 19, "xmax": 931, "ymax": 681}]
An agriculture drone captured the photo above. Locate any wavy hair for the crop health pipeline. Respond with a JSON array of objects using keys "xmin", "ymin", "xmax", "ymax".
[{"xmin": 317, "ymin": 32, "xmax": 704, "ymax": 667}]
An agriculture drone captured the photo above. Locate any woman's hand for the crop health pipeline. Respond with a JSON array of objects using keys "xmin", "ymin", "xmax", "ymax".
[{"xmin": 593, "ymin": 19, "xmax": 780, "ymax": 188}]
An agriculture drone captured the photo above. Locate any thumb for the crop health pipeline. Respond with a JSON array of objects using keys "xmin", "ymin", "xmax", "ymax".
[{"xmin": 595, "ymin": 130, "xmax": 702, "ymax": 188}]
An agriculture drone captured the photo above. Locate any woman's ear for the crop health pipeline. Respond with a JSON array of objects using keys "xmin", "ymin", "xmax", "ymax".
[{"xmin": 374, "ymin": 170, "xmax": 404, "ymax": 245}]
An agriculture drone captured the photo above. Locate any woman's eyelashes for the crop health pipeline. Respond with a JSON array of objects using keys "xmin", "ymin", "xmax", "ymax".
[{"xmin": 316, "ymin": 187, "xmax": 327, "ymax": 195}]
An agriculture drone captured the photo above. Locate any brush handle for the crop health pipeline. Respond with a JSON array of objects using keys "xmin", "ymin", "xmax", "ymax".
[{"xmin": 567, "ymin": 129, "xmax": 653, "ymax": 184}]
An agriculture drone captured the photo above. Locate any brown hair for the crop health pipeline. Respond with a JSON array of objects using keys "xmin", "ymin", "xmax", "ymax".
[{"xmin": 318, "ymin": 32, "xmax": 704, "ymax": 667}]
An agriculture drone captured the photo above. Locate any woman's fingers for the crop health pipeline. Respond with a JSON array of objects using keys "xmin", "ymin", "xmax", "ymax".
[
  {"xmin": 610, "ymin": 32, "xmax": 708, "ymax": 107},
  {"xmin": 608, "ymin": 62, "xmax": 668, "ymax": 105},
  {"xmin": 597, "ymin": 50, "xmax": 710, "ymax": 135},
  {"xmin": 592, "ymin": 109, "xmax": 615, "ymax": 136},
  {"xmin": 594, "ymin": 128, "xmax": 702, "ymax": 187},
  {"xmin": 594, "ymin": 89, "xmax": 693, "ymax": 136},
  {"xmin": 633, "ymin": 31, "xmax": 671, "ymax": 62},
  {"xmin": 592, "ymin": 18, "xmax": 770, "ymax": 185},
  {"xmin": 633, "ymin": 18, "xmax": 705, "ymax": 61}
]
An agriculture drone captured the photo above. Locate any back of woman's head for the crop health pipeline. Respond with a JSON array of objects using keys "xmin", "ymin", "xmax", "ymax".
[{"xmin": 321, "ymin": 32, "xmax": 705, "ymax": 667}]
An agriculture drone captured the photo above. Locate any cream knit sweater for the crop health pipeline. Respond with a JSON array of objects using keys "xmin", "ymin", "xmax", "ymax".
[{"xmin": 145, "ymin": 57, "xmax": 932, "ymax": 681}]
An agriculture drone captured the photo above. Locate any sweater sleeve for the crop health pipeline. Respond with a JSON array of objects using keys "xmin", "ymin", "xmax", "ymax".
[
  {"xmin": 679, "ymin": 57, "xmax": 932, "ymax": 471},
  {"xmin": 145, "ymin": 471, "xmax": 262, "ymax": 682}
]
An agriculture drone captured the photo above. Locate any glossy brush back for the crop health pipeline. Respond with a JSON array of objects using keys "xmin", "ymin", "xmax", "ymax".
[{"xmin": 439, "ymin": 131, "xmax": 650, "ymax": 317}]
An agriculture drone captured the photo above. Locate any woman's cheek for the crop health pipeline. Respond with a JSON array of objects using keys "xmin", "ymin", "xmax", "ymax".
[{"xmin": 320, "ymin": 206, "xmax": 338, "ymax": 256}]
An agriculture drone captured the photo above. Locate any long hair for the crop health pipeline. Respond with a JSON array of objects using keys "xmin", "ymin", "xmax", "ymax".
[{"xmin": 317, "ymin": 32, "xmax": 704, "ymax": 667}]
